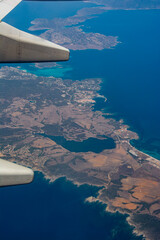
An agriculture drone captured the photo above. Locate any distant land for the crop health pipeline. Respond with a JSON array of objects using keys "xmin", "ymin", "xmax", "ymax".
[
  {"xmin": 25, "ymin": 0, "xmax": 160, "ymax": 10},
  {"xmin": 2, "ymin": 1, "xmax": 160, "ymax": 239},
  {"xmin": 92, "ymin": 0, "xmax": 160, "ymax": 10},
  {"xmin": 0, "ymin": 67, "xmax": 160, "ymax": 240},
  {"xmin": 28, "ymin": 0, "xmax": 160, "ymax": 52},
  {"xmin": 29, "ymin": 6, "xmax": 119, "ymax": 50}
]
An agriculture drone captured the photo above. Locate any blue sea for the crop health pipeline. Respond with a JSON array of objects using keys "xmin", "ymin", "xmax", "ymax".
[
  {"xmin": 1, "ymin": 2, "xmax": 160, "ymax": 239},
  {"xmin": 0, "ymin": 173, "xmax": 142, "ymax": 240},
  {"xmin": 41, "ymin": 134, "xmax": 116, "ymax": 153},
  {"xmin": 67, "ymin": 10, "xmax": 160, "ymax": 159}
]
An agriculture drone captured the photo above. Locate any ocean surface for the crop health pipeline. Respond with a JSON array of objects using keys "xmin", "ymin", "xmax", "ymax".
[
  {"xmin": 41, "ymin": 135, "xmax": 116, "ymax": 153},
  {"xmin": 0, "ymin": 173, "xmax": 142, "ymax": 240},
  {"xmin": 67, "ymin": 10, "xmax": 160, "ymax": 159},
  {"xmin": 1, "ymin": 2, "xmax": 160, "ymax": 240}
]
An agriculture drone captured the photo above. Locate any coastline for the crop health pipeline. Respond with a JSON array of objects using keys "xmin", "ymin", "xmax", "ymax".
[
  {"xmin": 0, "ymin": 66, "xmax": 160, "ymax": 240},
  {"xmin": 36, "ymin": 140, "xmax": 160, "ymax": 240},
  {"xmin": 34, "ymin": 170, "xmax": 145, "ymax": 239},
  {"xmin": 36, "ymin": 99, "xmax": 160, "ymax": 240},
  {"xmin": 1, "ymin": 6, "xmax": 160, "ymax": 240}
]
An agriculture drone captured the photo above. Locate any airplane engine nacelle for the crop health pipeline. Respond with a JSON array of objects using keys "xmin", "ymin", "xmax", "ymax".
[{"xmin": 0, "ymin": 22, "xmax": 70, "ymax": 63}]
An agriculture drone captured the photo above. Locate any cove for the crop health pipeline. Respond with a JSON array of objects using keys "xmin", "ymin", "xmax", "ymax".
[{"xmin": 41, "ymin": 134, "xmax": 116, "ymax": 153}]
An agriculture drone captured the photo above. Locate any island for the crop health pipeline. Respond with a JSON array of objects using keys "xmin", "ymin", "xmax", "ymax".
[{"xmin": 0, "ymin": 66, "xmax": 160, "ymax": 240}]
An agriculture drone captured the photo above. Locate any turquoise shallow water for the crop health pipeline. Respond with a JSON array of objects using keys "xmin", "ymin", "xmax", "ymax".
[
  {"xmin": 31, "ymin": 67, "xmax": 72, "ymax": 78},
  {"xmin": 1, "ymin": 3, "xmax": 160, "ymax": 240},
  {"xmin": 22, "ymin": 65, "xmax": 73, "ymax": 78}
]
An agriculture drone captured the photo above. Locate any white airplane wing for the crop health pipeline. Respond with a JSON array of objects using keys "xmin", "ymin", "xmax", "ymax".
[
  {"xmin": 0, "ymin": 158, "xmax": 34, "ymax": 187},
  {"xmin": 0, "ymin": 0, "xmax": 69, "ymax": 186},
  {"xmin": 0, "ymin": 0, "xmax": 34, "ymax": 186},
  {"xmin": 0, "ymin": 0, "xmax": 69, "ymax": 63},
  {"xmin": 0, "ymin": 0, "xmax": 22, "ymax": 21}
]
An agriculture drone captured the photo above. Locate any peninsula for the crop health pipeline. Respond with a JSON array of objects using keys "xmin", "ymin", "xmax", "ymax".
[{"xmin": 0, "ymin": 66, "xmax": 160, "ymax": 240}]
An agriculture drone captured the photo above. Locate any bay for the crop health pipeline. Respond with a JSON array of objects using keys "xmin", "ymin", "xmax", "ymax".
[{"xmin": 41, "ymin": 134, "xmax": 116, "ymax": 153}]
